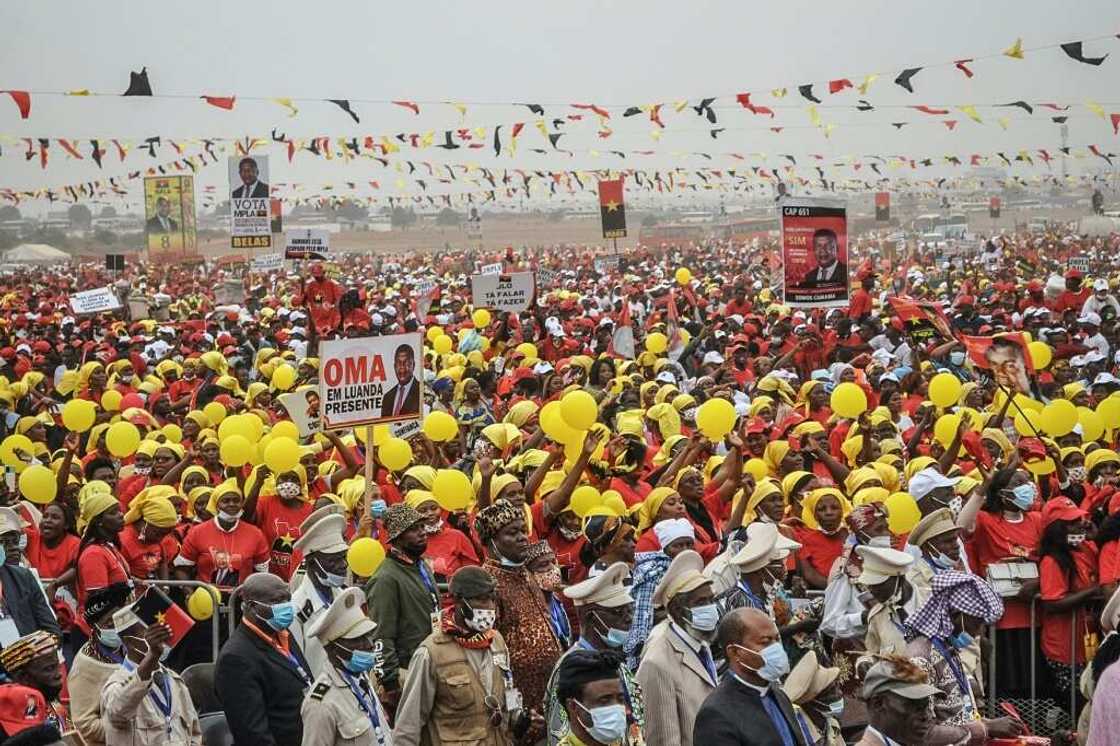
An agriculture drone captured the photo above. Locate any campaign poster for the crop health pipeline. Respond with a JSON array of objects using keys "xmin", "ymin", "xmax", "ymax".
[
  {"xmin": 479, "ymin": 262, "xmax": 503, "ymax": 276},
  {"xmin": 319, "ymin": 333, "xmax": 424, "ymax": 431},
  {"xmin": 277, "ymin": 390, "xmax": 322, "ymax": 437},
  {"xmin": 251, "ymin": 252, "xmax": 284, "ymax": 272},
  {"xmin": 1069, "ymin": 256, "xmax": 1090, "ymax": 274},
  {"xmin": 886, "ymin": 296, "xmax": 954, "ymax": 342},
  {"xmin": 470, "ymin": 272, "xmax": 534, "ymax": 312},
  {"xmin": 962, "ymin": 333, "xmax": 1034, "ymax": 394},
  {"xmin": 144, "ymin": 175, "xmax": 198, "ymax": 261},
  {"xmin": 593, "ymin": 255, "xmax": 620, "ymax": 275},
  {"xmin": 598, "ymin": 178, "xmax": 627, "ymax": 239},
  {"xmin": 780, "ymin": 198, "xmax": 849, "ymax": 308},
  {"xmin": 285, "ymin": 229, "xmax": 330, "ymax": 260},
  {"xmin": 229, "ymin": 155, "xmax": 272, "ymax": 250},
  {"xmin": 70, "ymin": 287, "xmax": 122, "ymax": 314},
  {"xmin": 875, "ymin": 192, "xmax": 890, "ymax": 222}
]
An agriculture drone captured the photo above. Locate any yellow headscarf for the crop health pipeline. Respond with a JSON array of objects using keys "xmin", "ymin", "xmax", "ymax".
[
  {"xmin": 844, "ymin": 467, "xmax": 882, "ymax": 495},
  {"xmin": 504, "ymin": 400, "xmax": 539, "ymax": 428},
  {"xmin": 763, "ymin": 441, "xmax": 791, "ymax": 476},
  {"xmin": 743, "ymin": 478, "xmax": 783, "ymax": 525},
  {"xmin": 179, "ymin": 466, "xmax": 210, "ymax": 494},
  {"xmin": 981, "ymin": 428, "xmax": 1013, "ymax": 459},
  {"xmin": 645, "ymin": 403, "xmax": 681, "ymax": 440},
  {"xmin": 869, "ymin": 461, "xmax": 901, "ymax": 493},
  {"xmin": 800, "ymin": 487, "xmax": 853, "ymax": 530},
  {"xmin": 637, "ymin": 487, "xmax": 677, "ymax": 532},
  {"xmin": 124, "ymin": 486, "xmax": 179, "ymax": 528},
  {"xmin": 186, "ymin": 486, "xmax": 213, "ymax": 518},
  {"xmin": 840, "ymin": 436, "xmax": 865, "ymax": 467},
  {"xmin": 651, "ymin": 434, "xmax": 687, "ymax": 467},
  {"xmin": 78, "ymin": 483, "xmax": 117, "ymax": 534},
  {"xmin": 402, "ymin": 465, "xmax": 437, "ymax": 490},
  {"xmin": 404, "ymin": 490, "xmax": 439, "ymax": 510},
  {"xmin": 205, "ymin": 478, "xmax": 243, "ymax": 515},
  {"xmin": 781, "ymin": 471, "xmax": 815, "ymax": 500}
]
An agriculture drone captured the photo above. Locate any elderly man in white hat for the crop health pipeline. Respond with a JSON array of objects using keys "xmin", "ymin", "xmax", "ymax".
[
  {"xmin": 723, "ymin": 523, "xmax": 801, "ymax": 619},
  {"xmin": 903, "ymin": 508, "xmax": 961, "ymax": 615},
  {"xmin": 855, "ymin": 545, "xmax": 914, "ymax": 658},
  {"xmin": 290, "ymin": 509, "xmax": 350, "ymax": 678},
  {"xmin": 301, "ymin": 587, "xmax": 393, "ymax": 746},
  {"xmin": 784, "ymin": 650, "xmax": 842, "ymax": 746},
  {"xmin": 636, "ymin": 550, "xmax": 718, "ymax": 746},
  {"xmin": 543, "ymin": 562, "xmax": 644, "ymax": 746}
]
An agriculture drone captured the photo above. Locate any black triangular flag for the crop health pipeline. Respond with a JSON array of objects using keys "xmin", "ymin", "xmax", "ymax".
[
  {"xmin": 1060, "ymin": 42, "xmax": 1108, "ymax": 66},
  {"xmin": 143, "ymin": 137, "xmax": 160, "ymax": 158},
  {"xmin": 798, "ymin": 85, "xmax": 820, "ymax": 104},
  {"xmin": 123, "ymin": 67, "xmax": 153, "ymax": 96},
  {"xmin": 623, "ymin": 107, "xmax": 642, "ymax": 117},
  {"xmin": 891, "ymin": 122, "xmax": 907, "ymax": 129},
  {"xmin": 893, "ymin": 68, "xmax": 922, "ymax": 93},
  {"xmin": 693, "ymin": 98, "xmax": 717, "ymax": 123},
  {"xmin": 493, "ymin": 125, "xmax": 502, "ymax": 157},
  {"xmin": 328, "ymin": 99, "xmax": 360, "ymax": 124},
  {"xmin": 709, "ymin": 128, "xmax": 724, "ymax": 139},
  {"xmin": 999, "ymin": 101, "xmax": 1033, "ymax": 115},
  {"xmin": 1052, "ymin": 116, "xmax": 1069, "ymax": 124},
  {"xmin": 90, "ymin": 140, "xmax": 102, "ymax": 168},
  {"xmin": 437, "ymin": 131, "xmax": 459, "ymax": 150},
  {"xmin": 548, "ymin": 133, "xmax": 564, "ymax": 149},
  {"xmin": 524, "ymin": 103, "xmax": 544, "ymax": 115}
]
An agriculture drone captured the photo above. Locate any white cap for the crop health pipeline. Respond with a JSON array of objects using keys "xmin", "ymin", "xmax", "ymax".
[
  {"xmin": 112, "ymin": 605, "xmax": 142, "ymax": 633},
  {"xmin": 855, "ymin": 545, "xmax": 914, "ymax": 585},
  {"xmin": 908, "ymin": 467, "xmax": 961, "ymax": 500},
  {"xmin": 702, "ymin": 351, "xmax": 725, "ymax": 366},
  {"xmin": 1093, "ymin": 373, "xmax": 1120, "ymax": 387},
  {"xmin": 293, "ymin": 513, "xmax": 348, "ymax": 555},
  {"xmin": 0, "ymin": 507, "xmax": 23, "ymax": 535},
  {"xmin": 652, "ymin": 550, "xmax": 710, "ymax": 607},
  {"xmin": 653, "ymin": 518, "xmax": 694, "ymax": 548},
  {"xmin": 563, "ymin": 562, "xmax": 633, "ymax": 608},
  {"xmin": 1078, "ymin": 312, "xmax": 1102, "ymax": 326},
  {"xmin": 1094, "ymin": 279, "xmax": 1109, "ymax": 291},
  {"xmin": 655, "ymin": 371, "xmax": 676, "ymax": 384},
  {"xmin": 307, "ymin": 587, "xmax": 377, "ymax": 643}
]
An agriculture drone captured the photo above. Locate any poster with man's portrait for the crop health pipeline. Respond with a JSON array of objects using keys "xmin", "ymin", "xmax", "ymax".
[
  {"xmin": 780, "ymin": 197, "xmax": 850, "ymax": 308},
  {"xmin": 277, "ymin": 389, "xmax": 322, "ymax": 437},
  {"xmin": 962, "ymin": 333, "xmax": 1035, "ymax": 394},
  {"xmin": 144, "ymin": 175, "xmax": 197, "ymax": 261},
  {"xmin": 228, "ymin": 155, "xmax": 272, "ymax": 250}
]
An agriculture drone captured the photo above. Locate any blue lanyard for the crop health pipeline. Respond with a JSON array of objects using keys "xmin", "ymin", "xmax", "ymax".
[
  {"xmin": 417, "ymin": 563, "xmax": 438, "ymax": 606},
  {"xmin": 738, "ymin": 581, "xmax": 767, "ymax": 611},
  {"xmin": 341, "ymin": 670, "xmax": 386, "ymax": 742},
  {"xmin": 96, "ymin": 642, "xmax": 125, "ymax": 664},
  {"xmin": 121, "ymin": 660, "xmax": 174, "ymax": 735},
  {"xmin": 931, "ymin": 638, "xmax": 975, "ymax": 715}
]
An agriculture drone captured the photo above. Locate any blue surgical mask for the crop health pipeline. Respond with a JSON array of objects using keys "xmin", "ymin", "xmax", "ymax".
[
  {"xmin": 826, "ymin": 699, "xmax": 845, "ymax": 718},
  {"xmin": 950, "ymin": 630, "xmax": 975, "ymax": 650},
  {"xmin": 1009, "ymin": 483, "xmax": 1036, "ymax": 510},
  {"xmin": 927, "ymin": 548, "xmax": 955, "ymax": 570},
  {"xmin": 0, "ymin": 546, "xmax": 7, "ymax": 566},
  {"xmin": 97, "ymin": 626, "xmax": 123, "ymax": 650},
  {"xmin": 256, "ymin": 600, "xmax": 295, "ymax": 631},
  {"xmin": 949, "ymin": 351, "xmax": 966, "ymax": 366},
  {"xmin": 316, "ymin": 560, "xmax": 347, "ymax": 588},
  {"xmin": 688, "ymin": 603, "xmax": 720, "ymax": 632},
  {"xmin": 593, "ymin": 612, "xmax": 629, "ymax": 649},
  {"xmin": 735, "ymin": 641, "xmax": 790, "ymax": 682},
  {"xmin": 576, "ymin": 702, "xmax": 628, "ymax": 744},
  {"xmin": 342, "ymin": 648, "xmax": 376, "ymax": 674}
]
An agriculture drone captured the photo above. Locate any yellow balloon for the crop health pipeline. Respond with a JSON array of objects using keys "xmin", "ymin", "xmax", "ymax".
[
  {"xmin": 472, "ymin": 309, "xmax": 492, "ymax": 328},
  {"xmin": 203, "ymin": 402, "xmax": 227, "ymax": 427},
  {"xmin": 696, "ymin": 397, "xmax": 737, "ymax": 440},
  {"xmin": 271, "ymin": 420, "xmax": 300, "ymax": 442},
  {"xmin": 18, "ymin": 464, "xmax": 56, "ymax": 505},
  {"xmin": 541, "ymin": 401, "xmax": 579, "ymax": 443},
  {"xmin": 106, "ymin": 422, "xmax": 141, "ymax": 457},
  {"xmin": 675, "ymin": 267, "xmax": 692, "ymax": 285},
  {"xmin": 426, "ymin": 326, "xmax": 444, "ymax": 343},
  {"xmin": 218, "ymin": 414, "xmax": 250, "ymax": 443},
  {"xmin": 516, "ymin": 342, "xmax": 538, "ymax": 359},
  {"xmin": 220, "ymin": 435, "xmax": 253, "ymax": 467},
  {"xmin": 379, "ymin": 437, "xmax": 413, "ymax": 472},
  {"xmin": 1041, "ymin": 399, "xmax": 1078, "ymax": 437},
  {"xmin": 830, "ymin": 382, "xmax": 868, "ymax": 419},
  {"xmin": 272, "ymin": 364, "xmax": 297, "ymax": 392},
  {"xmin": 560, "ymin": 390, "xmax": 598, "ymax": 431},
  {"xmin": 885, "ymin": 492, "xmax": 921, "ymax": 534},
  {"xmin": 479, "ymin": 336, "xmax": 491, "ymax": 352},
  {"xmin": 434, "ymin": 335, "xmax": 453, "ymax": 355},
  {"xmin": 1097, "ymin": 396, "xmax": 1120, "ymax": 429},
  {"xmin": 1014, "ymin": 408, "xmax": 1043, "ymax": 437},
  {"xmin": 62, "ymin": 399, "xmax": 97, "ymax": 433},
  {"xmin": 1079, "ymin": 407, "xmax": 1104, "ymax": 443},
  {"xmin": 263, "ymin": 437, "xmax": 300, "ymax": 473},
  {"xmin": 162, "ymin": 424, "xmax": 183, "ymax": 444},
  {"xmin": 423, "ymin": 411, "xmax": 459, "ymax": 442},
  {"xmin": 928, "ymin": 373, "xmax": 962, "ymax": 409},
  {"xmin": 933, "ymin": 414, "xmax": 961, "ymax": 448},
  {"xmin": 0, "ymin": 434, "xmax": 34, "ymax": 471},
  {"xmin": 187, "ymin": 587, "xmax": 216, "ymax": 621},
  {"xmin": 1028, "ymin": 341, "xmax": 1053, "ymax": 370},
  {"xmin": 602, "ymin": 492, "xmax": 627, "ymax": 517},
  {"xmin": 570, "ymin": 486, "xmax": 603, "ymax": 517},
  {"xmin": 645, "ymin": 332, "xmax": 668, "ymax": 354},
  {"xmin": 347, "ymin": 537, "xmax": 386, "ymax": 577},
  {"xmin": 744, "ymin": 458, "xmax": 769, "ymax": 482},
  {"xmin": 101, "ymin": 390, "xmax": 123, "ymax": 412},
  {"xmin": 432, "ymin": 469, "xmax": 473, "ymax": 511}
]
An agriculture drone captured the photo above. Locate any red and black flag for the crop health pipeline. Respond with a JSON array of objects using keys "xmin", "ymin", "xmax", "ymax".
[
  {"xmin": 875, "ymin": 192, "xmax": 890, "ymax": 221},
  {"xmin": 132, "ymin": 586, "xmax": 195, "ymax": 648},
  {"xmin": 989, "ymin": 196, "xmax": 1001, "ymax": 219},
  {"xmin": 597, "ymin": 177, "xmax": 627, "ymax": 239}
]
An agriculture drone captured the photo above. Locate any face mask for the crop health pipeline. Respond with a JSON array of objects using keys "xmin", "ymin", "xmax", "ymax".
[
  {"xmin": 682, "ymin": 407, "xmax": 698, "ymax": 422},
  {"xmin": 97, "ymin": 626, "xmax": 123, "ymax": 649},
  {"xmin": 770, "ymin": 336, "xmax": 783, "ymax": 346},
  {"xmin": 1009, "ymin": 483, "xmax": 1036, "ymax": 510},
  {"xmin": 0, "ymin": 546, "xmax": 7, "ymax": 566},
  {"xmin": 490, "ymin": 542, "xmax": 524, "ymax": 568},
  {"xmin": 16, "ymin": 534, "xmax": 26, "ymax": 551},
  {"xmin": 276, "ymin": 481, "xmax": 302, "ymax": 500},
  {"xmin": 256, "ymin": 600, "xmax": 295, "ymax": 631},
  {"xmin": 825, "ymin": 699, "xmax": 844, "ymax": 718},
  {"xmin": 949, "ymin": 351, "xmax": 966, "ymax": 366},
  {"xmin": 950, "ymin": 630, "xmax": 974, "ymax": 650},
  {"xmin": 342, "ymin": 647, "xmax": 376, "ymax": 674},
  {"xmin": 217, "ymin": 509, "xmax": 243, "ymax": 524},
  {"xmin": 735, "ymin": 641, "xmax": 791, "ymax": 682},
  {"xmin": 133, "ymin": 465, "xmax": 152, "ymax": 476},
  {"xmin": 559, "ymin": 526, "xmax": 583, "ymax": 542},
  {"xmin": 593, "ymin": 612, "xmax": 629, "ymax": 649},
  {"xmin": 423, "ymin": 520, "xmax": 443, "ymax": 536},
  {"xmin": 866, "ymin": 535, "xmax": 892, "ymax": 548},
  {"xmin": 575, "ymin": 702, "xmax": 628, "ymax": 745},
  {"xmin": 534, "ymin": 566, "xmax": 563, "ymax": 592},
  {"xmin": 1068, "ymin": 533, "xmax": 1086, "ymax": 547},
  {"xmin": 928, "ymin": 548, "xmax": 955, "ymax": 570},
  {"xmin": 1068, "ymin": 467, "xmax": 1088, "ymax": 483},
  {"xmin": 463, "ymin": 600, "xmax": 497, "ymax": 632},
  {"xmin": 688, "ymin": 603, "xmax": 720, "ymax": 632},
  {"xmin": 316, "ymin": 560, "xmax": 348, "ymax": 588}
]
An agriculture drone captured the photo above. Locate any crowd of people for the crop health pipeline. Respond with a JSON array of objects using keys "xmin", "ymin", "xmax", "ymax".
[{"xmin": 0, "ymin": 218, "xmax": 1118, "ymax": 745}]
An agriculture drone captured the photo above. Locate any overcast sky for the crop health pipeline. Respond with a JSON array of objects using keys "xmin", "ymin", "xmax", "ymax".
[{"xmin": 2, "ymin": 0, "xmax": 1119, "ymax": 215}]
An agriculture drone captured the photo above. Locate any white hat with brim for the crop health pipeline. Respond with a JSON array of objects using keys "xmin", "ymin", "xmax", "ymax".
[{"xmin": 652, "ymin": 550, "xmax": 710, "ymax": 608}]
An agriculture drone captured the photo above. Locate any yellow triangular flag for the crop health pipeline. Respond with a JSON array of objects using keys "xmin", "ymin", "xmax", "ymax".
[
  {"xmin": 807, "ymin": 106, "xmax": 821, "ymax": 126},
  {"xmin": 272, "ymin": 98, "xmax": 299, "ymax": 117},
  {"xmin": 958, "ymin": 105, "xmax": 982, "ymax": 124},
  {"xmin": 857, "ymin": 75, "xmax": 878, "ymax": 95},
  {"xmin": 66, "ymin": 89, "xmax": 90, "ymax": 96},
  {"xmin": 996, "ymin": 117, "xmax": 1010, "ymax": 130},
  {"xmin": 421, "ymin": 131, "xmax": 434, "ymax": 147},
  {"xmin": 1003, "ymin": 38, "xmax": 1024, "ymax": 59},
  {"xmin": 1086, "ymin": 100, "xmax": 1105, "ymax": 118},
  {"xmin": 771, "ymin": 88, "xmax": 788, "ymax": 99},
  {"xmin": 822, "ymin": 123, "xmax": 836, "ymax": 138},
  {"xmin": 674, "ymin": 100, "xmax": 689, "ymax": 113},
  {"xmin": 650, "ymin": 129, "xmax": 662, "ymax": 141},
  {"xmin": 449, "ymin": 102, "xmax": 467, "ymax": 119},
  {"xmin": 381, "ymin": 137, "xmax": 400, "ymax": 154}
]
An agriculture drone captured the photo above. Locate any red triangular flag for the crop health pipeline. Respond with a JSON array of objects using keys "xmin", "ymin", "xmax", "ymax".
[
  {"xmin": 828, "ymin": 79, "xmax": 853, "ymax": 94},
  {"xmin": 1111, "ymin": 113, "xmax": 1120, "ymax": 136},
  {"xmin": 912, "ymin": 105, "xmax": 949, "ymax": 115},
  {"xmin": 202, "ymin": 96, "xmax": 236, "ymax": 110},
  {"xmin": 954, "ymin": 59, "xmax": 974, "ymax": 78},
  {"xmin": 3, "ymin": 91, "xmax": 30, "ymax": 119},
  {"xmin": 392, "ymin": 100, "xmax": 420, "ymax": 115},
  {"xmin": 943, "ymin": 120, "xmax": 958, "ymax": 130}
]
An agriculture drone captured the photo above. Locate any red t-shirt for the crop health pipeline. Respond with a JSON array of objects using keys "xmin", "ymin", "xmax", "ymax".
[
  {"xmin": 179, "ymin": 519, "xmax": 270, "ymax": 589},
  {"xmin": 26, "ymin": 533, "xmax": 80, "ymax": 580},
  {"xmin": 1100, "ymin": 540, "xmax": 1120, "ymax": 585},
  {"xmin": 1040, "ymin": 543, "xmax": 1099, "ymax": 664},
  {"xmin": 116, "ymin": 474, "xmax": 151, "ymax": 510},
  {"xmin": 848, "ymin": 289, "xmax": 873, "ymax": 319},
  {"xmin": 423, "ymin": 527, "xmax": 480, "ymax": 581},
  {"xmin": 75, "ymin": 543, "xmax": 131, "ymax": 634},
  {"xmin": 254, "ymin": 497, "xmax": 314, "ymax": 581},
  {"xmin": 969, "ymin": 510, "xmax": 1042, "ymax": 629},
  {"xmin": 116, "ymin": 524, "xmax": 180, "ymax": 579},
  {"xmin": 794, "ymin": 526, "xmax": 845, "ymax": 581},
  {"xmin": 609, "ymin": 477, "xmax": 652, "ymax": 507},
  {"xmin": 531, "ymin": 501, "xmax": 587, "ymax": 582}
]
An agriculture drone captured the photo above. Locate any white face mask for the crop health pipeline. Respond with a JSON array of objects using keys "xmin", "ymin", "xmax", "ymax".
[
  {"xmin": 1068, "ymin": 466, "xmax": 1088, "ymax": 483},
  {"xmin": 217, "ymin": 509, "xmax": 243, "ymax": 524},
  {"xmin": 276, "ymin": 481, "xmax": 302, "ymax": 500},
  {"xmin": 866, "ymin": 535, "xmax": 892, "ymax": 548},
  {"xmin": 463, "ymin": 601, "xmax": 496, "ymax": 632}
]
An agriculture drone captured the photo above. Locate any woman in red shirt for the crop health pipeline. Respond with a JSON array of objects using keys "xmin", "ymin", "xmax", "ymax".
[
  {"xmin": 958, "ymin": 466, "xmax": 1043, "ymax": 700},
  {"xmin": 1038, "ymin": 497, "xmax": 1102, "ymax": 699},
  {"xmin": 174, "ymin": 480, "xmax": 270, "ymax": 589},
  {"xmin": 74, "ymin": 487, "xmax": 130, "ymax": 642},
  {"xmin": 117, "ymin": 487, "xmax": 181, "ymax": 580},
  {"xmin": 244, "ymin": 465, "xmax": 315, "ymax": 582},
  {"xmin": 405, "ymin": 490, "xmax": 479, "ymax": 582},
  {"xmin": 794, "ymin": 487, "xmax": 849, "ymax": 589}
]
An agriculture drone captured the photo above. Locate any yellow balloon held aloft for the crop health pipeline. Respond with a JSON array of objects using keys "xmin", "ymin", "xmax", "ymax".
[
  {"xmin": 696, "ymin": 397, "xmax": 737, "ymax": 440},
  {"xmin": 163, "ymin": 424, "xmax": 183, "ymax": 444},
  {"xmin": 472, "ymin": 309, "xmax": 492, "ymax": 328},
  {"xmin": 426, "ymin": 326, "xmax": 444, "ymax": 343},
  {"xmin": 560, "ymin": 390, "xmax": 598, "ymax": 431},
  {"xmin": 602, "ymin": 492, "xmax": 627, "ymax": 517},
  {"xmin": 744, "ymin": 458, "xmax": 769, "ymax": 482},
  {"xmin": 347, "ymin": 537, "xmax": 386, "ymax": 577},
  {"xmin": 423, "ymin": 411, "xmax": 458, "ymax": 442},
  {"xmin": 675, "ymin": 267, "xmax": 692, "ymax": 285},
  {"xmin": 106, "ymin": 421, "xmax": 141, "ymax": 457},
  {"xmin": 541, "ymin": 401, "xmax": 579, "ymax": 444},
  {"xmin": 203, "ymin": 401, "xmax": 227, "ymax": 427},
  {"xmin": 830, "ymin": 382, "xmax": 868, "ymax": 419},
  {"xmin": 220, "ymin": 435, "xmax": 253, "ymax": 467},
  {"xmin": 187, "ymin": 587, "xmax": 216, "ymax": 621},
  {"xmin": 218, "ymin": 414, "xmax": 254, "ymax": 443},
  {"xmin": 263, "ymin": 437, "xmax": 300, "ymax": 473},
  {"xmin": 100, "ymin": 389, "xmax": 123, "ymax": 412},
  {"xmin": 272, "ymin": 363, "xmax": 297, "ymax": 392},
  {"xmin": 570, "ymin": 486, "xmax": 603, "ymax": 517},
  {"xmin": 1041, "ymin": 399, "xmax": 1078, "ymax": 437},
  {"xmin": 885, "ymin": 492, "xmax": 921, "ymax": 534},
  {"xmin": 1097, "ymin": 396, "xmax": 1120, "ymax": 429},
  {"xmin": 928, "ymin": 373, "xmax": 962, "ymax": 409},
  {"xmin": 645, "ymin": 332, "xmax": 668, "ymax": 355},
  {"xmin": 516, "ymin": 342, "xmax": 538, "ymax": 360},
  {"xmin": 378, "ymin": 437, "xmax": 413, "ymax": 472},
  {"xmin": 1078, "ymin": 407, "xmax": 1104, "ymax": 443},
  {"xmin": 0, "ymin": 434, "xmax": 34, "ymax": 471},
  {"xmin": 1014, "ymin": 408, "xmax": 1043, "ymax": 437},
  {"xmin": 432, "ymin": 469, "xmax": 473, "ymax": 511},
  {"xmin": 433, "ymin": 335, "xmax": 453, "ymax": 355},
  {"xmin": 933, "ymin": 414, "xmax": 961, "ymax": 448},
  {"xmin": 18, "ymin": 464, "xmax": 56, "ymax": 505},
  {"xmin": 271, "ymin": 420, "xmax": 299, "ymax": 442},
  {"xmin": 1028, "ymin": 341, "xmax": 1053, "ymax": 370},
  {"xmin": 61, "ymin": 399, "xmax": 97, "ymax": 433}
]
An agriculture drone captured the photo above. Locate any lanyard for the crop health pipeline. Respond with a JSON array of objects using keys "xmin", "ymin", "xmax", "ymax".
[
  {"xmin": 340, "ymin": 670, "xmax": 387, "ymax": 744},
  {"xmin": 244, "ymin": 620, "xmax": 312, "ymax": 685},
  {"xmin": 930, "ymin": 638, "xmax": 977, "ymax": 717},
  {"xmin": 121, "ymin": 660, "xmax": 174, "ymax": 736},
  {"xmin": 738, "ymin": 581, "xmax": 766, "ymax": 611},
  {"xmin": 417, "ymin": 562, "xmax": 438, "ymax": 605}
]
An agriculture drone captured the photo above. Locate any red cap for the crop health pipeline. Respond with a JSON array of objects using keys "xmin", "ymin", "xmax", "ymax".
[
  {"xmin": 1065, "ymin": 269, "xmax": 1083, "ymax": 280},
  {"xmin": 955, "ymin": 295, "xmax": 975, "ymax": 308},
  {"xmin": 1041, "ymin": 496, "xmax": 1086, "ymax": 530},
  {"xmin": 0, "ymin": 685, "xmax": 46, "ymax": 735},
  {"xmin": 31, "ymin": 341, "xmax": 50, "ymax": 353}
]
